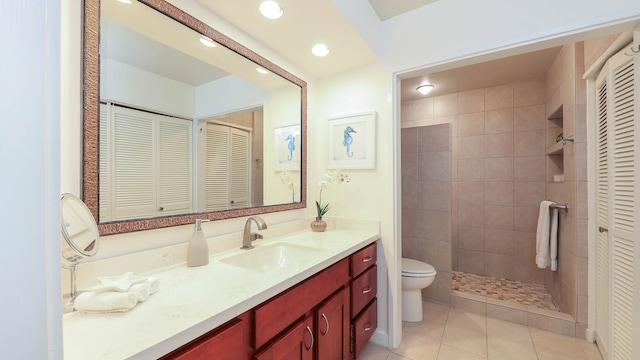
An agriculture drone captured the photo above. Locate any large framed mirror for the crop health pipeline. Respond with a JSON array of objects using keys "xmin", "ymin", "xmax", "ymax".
[{"xmin": 83, "ymin": 0, "xmax": 306, "ymax": 235}]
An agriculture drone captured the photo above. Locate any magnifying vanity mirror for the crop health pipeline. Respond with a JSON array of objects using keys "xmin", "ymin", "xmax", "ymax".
[
  {"xmin": 61, "ymin": 193, "xmax": 100, "ymax": 304},
  {"xmin": 83, "ymin": 0, "xmax": 307, "ymax": 235}
]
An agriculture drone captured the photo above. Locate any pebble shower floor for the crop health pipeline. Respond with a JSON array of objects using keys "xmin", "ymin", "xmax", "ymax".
[{"xmin": 451, "ymin": 271, "xmax": 559, "ymax": 311}]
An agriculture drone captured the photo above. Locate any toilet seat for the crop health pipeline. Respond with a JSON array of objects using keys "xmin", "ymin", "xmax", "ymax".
[{"xmin": 401, "ymin": 258, "xmax": 436, "ymax": 277}]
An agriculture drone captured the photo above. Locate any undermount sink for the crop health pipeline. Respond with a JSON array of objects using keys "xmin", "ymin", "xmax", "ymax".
[{"xmin": 220, "ymin": 243, "xmax": 320, "ymax": 273}]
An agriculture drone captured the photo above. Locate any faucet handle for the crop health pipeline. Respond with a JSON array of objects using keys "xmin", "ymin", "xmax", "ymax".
[{"xmin": 251, "ymin": 233, "xmax": 263, "ymax": 241}]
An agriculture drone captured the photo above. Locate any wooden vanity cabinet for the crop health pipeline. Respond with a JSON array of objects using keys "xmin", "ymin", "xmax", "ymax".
[
  {"xmin": 160, "ymin": 311, "xmax": 252, "ymax": 360},
  {"xmin": 316, "ymin": 287, "xmax": 350, "ymax": 360},
  {"xmin": 350, "ymin": 242, "xmax": 377, "ymax": 359},
  {"xmin": 254, "ymin": 316, "xmax": 315, "ymax": 360}
]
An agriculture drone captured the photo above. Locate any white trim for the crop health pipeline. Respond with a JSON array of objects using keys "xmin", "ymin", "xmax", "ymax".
[
  {"xmin": 583, "ymin": 31, "xmax": 633, "ymax": 80},
  {"xmin": 390, "ymin": 72, "xmax": 403, "ymax": 349},
  {"xmin": 586, "ymin": 77, "xmax": 597, "ymax": 343}
]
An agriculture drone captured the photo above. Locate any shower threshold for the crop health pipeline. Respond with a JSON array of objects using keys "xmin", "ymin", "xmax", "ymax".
[{"xmin": 450, "ymin": 271, "xmax": 579, "ymax": 338}]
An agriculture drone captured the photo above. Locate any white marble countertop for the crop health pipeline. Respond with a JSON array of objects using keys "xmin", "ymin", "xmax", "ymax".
[{"xmin": 63, "ymin": 226, "xmax": 380, "ymax": 359}]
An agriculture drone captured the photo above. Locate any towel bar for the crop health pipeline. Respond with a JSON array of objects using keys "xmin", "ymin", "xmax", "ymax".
[{"xmin": 549, "ymin": 203, "xmax": 568, "ymax": 212}]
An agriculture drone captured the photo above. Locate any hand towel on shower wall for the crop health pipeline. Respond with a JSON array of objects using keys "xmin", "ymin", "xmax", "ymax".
[{"xmin": 535, "ymin": 201, "xmax": 559, "ymax": 270}]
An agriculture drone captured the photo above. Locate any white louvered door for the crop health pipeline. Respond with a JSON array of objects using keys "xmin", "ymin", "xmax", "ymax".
[
  {"xmin": 595, "ymin": 63, "xmax": 610, "ymax": 360},
  {"xmin": 206, "ymin": 123, "xmax": 251, "ymax": 211},
  {"xmin": 595, "ymin": 45, "xmax": 637, "ymax": 360},
  {"xmin": 99, "ymin": 104, "xmax": 193, "ymax": 221}
]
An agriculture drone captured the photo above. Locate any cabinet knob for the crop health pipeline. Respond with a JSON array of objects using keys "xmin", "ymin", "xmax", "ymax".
[
  {"xmin": 305, "ymin": 325, "xmax": 314, "ymax": 351},
  {"xmin": 320, "ymin": 313, "xmax": 330, "ymax": 336},
  {"xmin": 158, "ymin": 206, "xmax": 164, "ymax": 211},
  {"xmin": 362, "ymin": 285, "xmax": 372, "ymax": 294},
  {"xmin": 599, "ymin": 226, "xmax": 608, "ymax": 233},
  {"xmin": 364, "ymin": 322, "xmax": 373, "ymax": 332},
  {"xmin": 362, "ymin": 256, "xmax": 373, "ymax": 263}
]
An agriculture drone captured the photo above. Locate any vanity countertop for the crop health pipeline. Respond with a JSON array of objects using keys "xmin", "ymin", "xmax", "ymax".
[{"xmin": 63, "ymin": 227, "xmax": 380, "ymax": 359}]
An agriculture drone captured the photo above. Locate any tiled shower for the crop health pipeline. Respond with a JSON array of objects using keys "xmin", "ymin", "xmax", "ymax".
[{"xmin": 400, "ymin": 41, "xmax": 594, "ymax": 337}]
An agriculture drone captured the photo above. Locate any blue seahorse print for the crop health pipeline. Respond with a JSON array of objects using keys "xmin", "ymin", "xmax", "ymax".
[
  {"xmin": 343, "ymin": 126, "xmax": 357, "ymax": 158},
  {"xmin": 285, "ymin": 133, "xmax": 295, "ymax": 161}
]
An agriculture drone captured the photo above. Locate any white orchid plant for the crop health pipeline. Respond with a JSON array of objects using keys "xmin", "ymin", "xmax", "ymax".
[
  {"xmin": 316, "ymin": 170, "xmax": 351, "ymax": 219},
  {"xmin": 280, "ymin": 171, "xmax": 295, "ymax": 202}
]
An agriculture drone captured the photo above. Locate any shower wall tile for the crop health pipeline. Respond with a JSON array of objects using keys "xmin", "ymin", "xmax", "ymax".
[
  {"xmin": 513, "ymin": 231, "xmax": 536, "ymax": 258},
  {"xmin": 514, "ymin": 256, "xmax": 545, "ymax": 284},
  {"xmin": 420, "ymin": 210, "xmax": 451, "ymax": 242},
  {"xmin": 419, "ymin": 152, "xmax": 451, "ymax": 181},
  {"xmin": 419, "ymin": 181, "xmax": 451, "ymax": 211},
  {"xmin": 419, "ymin": 125, "xmax": 451, "ymax": 152},
  {"xmin": 514, "ymin": 104, "xmax": 546, "ymax": 131},
  {"xmin": 514, "ymin": 130, "xmax": 546, "ymax": 156},
  {"xmin": 413, "ymin": 97, "xmax": 434, "ymax": 119},
  {"xmin": 485, "ymin": 205, "xmax": 514, "ymax": 230},
  {"xmin": 457, "ymin": 135, "xmax": 485, "ymax": 159},
  {"xmin": 424, "ymin": 239, "xmax": 452, "ymax": 272},
  {"xmin": 485, "ymin": 157, "xmax": 514, "ymax": 182},
  {"xmin": 401, "ymin": 127, "xmax": 418, "ymax": 153},
  {"xmin": 513, "ymin": 207, "xmax": 539, "ymax": 232},
  {"xmin": 458, "ymin": 204, "xmax": 485, "ymax": 228},
  {"xmin": 458, "ymin": 226, "xmax": 485, "ymax": 251},
  {"xmin": 484, "ymin": 182, "xmax": 513, "ymax": 206},
  {"xmin": 402, "ymin": 209, "xmax": 421, "ymax": 238},
  {"xmin": 485, "ymin": 108, "xmax": 514, "ymax": 134},
  {"xmin": 401, "ymin": 101, "xmax": 413, "ymax": 122},
  {"xmin": 401, "ymin": 153, "xmax": 418, "ymax": 181},
  {"xmin": 484, "ymin": 229, "xmax": 514, "ymax": 255},
  {"xmin": 458, "ymin": 158, "xmax": 485, "ymax": 182},
  {"xmin": 485, "ymin": 83, "xmax": 514, "ymax": 110},
  {"xmin": 458, "ymin": 182, "xmax": 485, "ymax": 205},
  {"xmin": 485, "ymin": 253, "xmax": 514, "ymax": 279},
  {"xmin": 514, "ymin": 78, "xmax": 545, "ymax": 106},
  {"xmin": 514, "ymin": 156, "xmax": 546, "ymax": 181},
  {"xmin": 434, "ymin": 93, "xmax": 458, "ymax": 117},
  {"xmin": 458, "ymin": 249, "xmax": 485, "ymax": 275},
  {"xmin": 484, "ymin": 133, "xmax": 514, "ymax": 158},
  {"xmin": 402, "ymin": 181, "xmax": 419, "ymax": 210},
  {"xmin": 514, "ymin": 181, "xmax": 546, "ymax": 207},
  {"xmin": 458, "ymin": 112, "xmax": 485, "ymax": 136},
  {"xmin": 458, "ymin": 89, "xmax": 485, "ymax": 114}
]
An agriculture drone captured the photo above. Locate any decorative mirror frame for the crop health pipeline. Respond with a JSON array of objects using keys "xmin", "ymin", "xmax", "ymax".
[{"xmin": 83, "ymin": 0, "xmax": 307, "ymax": 236}]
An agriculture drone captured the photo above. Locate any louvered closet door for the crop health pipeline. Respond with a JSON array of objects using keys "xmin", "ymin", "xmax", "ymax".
[
  {"xmin": 206, "ymin": 124, "xmax": 230, "ymax": 211},
  {"xmin": 229, "ymin": 127, "xmax": 250, "ymax": 208},
  {"xmin": 99, "ymin": 104, "xmax": 111, "ymax": 222},
  {"xmin": 157, "ymin": 115, "xmax": 193, "ymax": 215},
  {"xmin": 595, "ymin": 45, "xmax": 637, "ymax": 360},
  {"xmin": 111, "ymin": 106, "xmax": 157, "ymax": 220},
  {"xmin": 595, "ymin": 63, "xmax": 611, "ymax": 360}
]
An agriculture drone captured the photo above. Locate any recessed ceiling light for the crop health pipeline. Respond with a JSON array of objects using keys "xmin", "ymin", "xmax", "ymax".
[
  {"xmin": 117, "ymin": 0, "xmax": 132, "ymax": 3},
  {"xmin": 199, "ymin": 36, "xmax": 217, "ymax": 48},
  {"xmin": 256, "ymin": 67, "xmax": 269, "ymax": 74},
  {"xmin": 416, "ymin": 84, "xmax": 434, "ymax": 95},
  {"xmin": 260, "ymin": 1, "xmax": 283, "ymax": 19},
  {"xmin": 312, "ymin": 44, "xmax": 329, "ymax": 57}
]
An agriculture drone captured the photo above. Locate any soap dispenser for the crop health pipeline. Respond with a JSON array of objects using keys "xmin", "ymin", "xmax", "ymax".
[{"xmin": 187, "ymin": 219, "xmax": 210, "ymax": 267}]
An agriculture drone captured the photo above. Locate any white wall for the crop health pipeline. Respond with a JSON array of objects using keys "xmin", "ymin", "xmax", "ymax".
[
  {"xmin": 316, "ymin": 62, "xmax": 398, "ymax": 347},
  {"xmin": 0, "ymin": 0, "xmax": 62, "ymax": 358},
  {"xmin": 195, "ymin": 75, "xmax": 269, "ymax": 117}
]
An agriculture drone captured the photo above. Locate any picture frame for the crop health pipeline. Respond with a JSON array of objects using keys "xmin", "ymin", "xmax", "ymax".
[
  {"xmin": 274, "ymin": 124, "xmax": 301, "ymax": 171},
  {"xmin": 328, "ymin": 111, "xmax": 377, "ymax": 169}
]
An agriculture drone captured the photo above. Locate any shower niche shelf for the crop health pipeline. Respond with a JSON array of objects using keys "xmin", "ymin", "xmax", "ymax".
[{"xmin": 546, "ymin": 105, "xmax": 565, "ymax": 183}]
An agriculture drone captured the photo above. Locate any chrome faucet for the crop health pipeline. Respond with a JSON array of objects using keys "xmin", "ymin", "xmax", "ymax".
[{"xmin": 241, "ymin": 216, "xmax": 267, "ymax": 249}]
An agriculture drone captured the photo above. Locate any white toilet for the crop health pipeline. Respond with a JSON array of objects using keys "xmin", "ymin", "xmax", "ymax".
[{"xmin": 401, "ymin": 258, "xmax": 437, "ymax": 322}]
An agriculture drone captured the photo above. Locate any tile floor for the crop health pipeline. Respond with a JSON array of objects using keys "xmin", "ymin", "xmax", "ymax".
[
  {"xmin": 359, "ymin": 301, "xmax": 602, "ymax": 360},
  {"xmin": 452, "ymin": 271, "xmax": 558, "ymax": 311}
]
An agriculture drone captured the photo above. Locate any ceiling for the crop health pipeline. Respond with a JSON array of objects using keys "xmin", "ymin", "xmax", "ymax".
[{"xmin": 192, "ymin": 0, "xmax": 565, "ymax": 102}]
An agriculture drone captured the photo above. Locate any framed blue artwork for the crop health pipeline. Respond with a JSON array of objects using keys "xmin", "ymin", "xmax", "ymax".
[
  {"xmin": 328, "ymin": 111, "xmax": 376, "ymax": 169},
  {"xmin": 274, "ymin": 124, "xmax": 301, "ymax": 171}
]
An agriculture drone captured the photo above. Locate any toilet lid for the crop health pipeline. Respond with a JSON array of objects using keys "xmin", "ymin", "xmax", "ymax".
[{"xmin": 402, "ymin": 258, "xmax": 436, "ymax": 276}]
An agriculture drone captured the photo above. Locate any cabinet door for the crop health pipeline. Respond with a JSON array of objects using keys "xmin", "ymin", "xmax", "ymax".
[
  {"xmin": 165, "ymin": 319, "xmax": 245, "ymax": 360},
  {"xmin": 255, "ymin": 316, "xmax": 315, "ymax": 360},
  {"xmin": 316, "ymin": 288, "xmax": 350, "ymax": 360}
]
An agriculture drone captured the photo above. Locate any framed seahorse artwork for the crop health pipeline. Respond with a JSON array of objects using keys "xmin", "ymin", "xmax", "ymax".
[
  {"xmin": 328, "ymin": 111, "xmax": 376, "ymax": 169},
  {"xmin": 274, "ymin": 124, "xmax": 301, "ymax": 171}
]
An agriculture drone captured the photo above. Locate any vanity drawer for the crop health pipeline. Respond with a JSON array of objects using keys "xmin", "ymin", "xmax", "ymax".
[
  {"xmin": 350, "ymin": 265, "xmax": 377, "ymax": 318},
  {"xmin": 351, "ymin": 242, "xmax": 376, "ymax": 278},
  {"xmin": 162, "ymin": 317, "xmax": 246, "ymax": 360},
  {"xmin": 352, "ymin": 298, "xmax": 377, "ymax": 359},
  {"xmin": 254, "ymin": 258, "xmax": 349, "ymax": 349}
]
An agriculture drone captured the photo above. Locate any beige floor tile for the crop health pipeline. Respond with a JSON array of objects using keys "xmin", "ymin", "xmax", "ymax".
[
  {"xmin": 486, "ymin": 318, "xmax": 537, "ymax": 360},
  {"xmin": 577, "ymin": 339, "xmax": 603, "ymax": 360},
  {"xmin": 530, "ymin": 328, "xmax": 589, "ymax": 360},
  {"xmin": 446, "ymin": 309, "xmax": 487, "ymax": 331},
  {"xmin": 403, "ymin": 318, "xmax": 446, "ymax": 340},
  {"xmin": 393, "ymin": 332, "xmax": 442, "ymax": 360},
  {"xmin": 437, "ymin": 344, "xmax": 488, "ymax": 360},
  {"xmin": 423, "ymin": 301, "xmax": 451, "ymax": 323},
  {"xmin": 359, "ymin": 342, "xmax": 392, "ymax": 360},
  {"xmin": 388, "ymin": 353, "xmax": 413, "ymax": 360},
  {"xmin": 442, "ymin": 323, "xmax": 487, "ymax": 356}
]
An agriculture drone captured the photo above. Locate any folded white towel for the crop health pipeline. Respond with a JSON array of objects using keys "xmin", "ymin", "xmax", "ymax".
[
  {"xmin": 74, "ymin": 291, "xmax": 138, "ymax": 313},
  {"xmin": 130, "ymin": 283, "xmax": 151, "ymax": 302},
  {"xmin": 146, "ymin": 276, "xmax": 160, "ymax": 295},
  {"xmin": 536, "ymin": 201, "xmax": 559, "ymax": 271}
]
